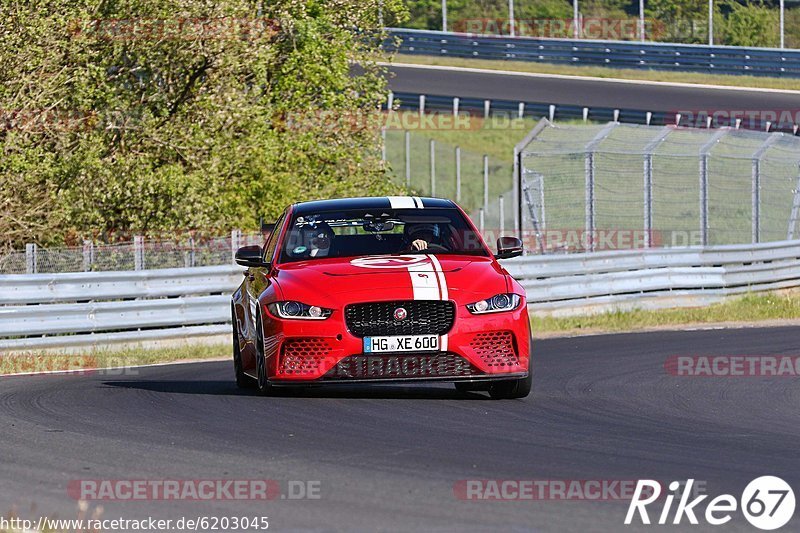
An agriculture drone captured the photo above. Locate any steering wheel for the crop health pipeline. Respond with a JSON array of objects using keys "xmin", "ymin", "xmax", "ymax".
[{"xmin": 423, "ymin": 243, "xmax": 449, "ymax": 253}]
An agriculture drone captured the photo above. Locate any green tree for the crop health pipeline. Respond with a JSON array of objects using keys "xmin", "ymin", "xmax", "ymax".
[
  {"xmin": 0, "ymin": 0, "xmax": 407, "ymax": 248},
  {"xmin": 721, "ymin": 0, "xmax": 779, "ymax": 47}
]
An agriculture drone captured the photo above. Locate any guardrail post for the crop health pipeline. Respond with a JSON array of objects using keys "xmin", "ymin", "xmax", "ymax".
[
  {"xmin": 134, "ymin": 236, "xmax": 145, "ymax": 271},
  {"xmin": 430, "ymin": 139, "xmax": 436, "ymax": 197},
  {"xmin": 479, "ymin": 207, "xmax": 485, "ymax": 235},
  {"xmin": 404, "ymin": 130, "xmax": 411, "ymax": 191},
  {"xmin": 419, "ymin": 94, "xmax": 426, "ymax": 117},
  {"xmin": 380, "ymin": 127, "xmax": 386, "ymax": 162},
  {"xmin": 518, "ymin": 102, "xmax": 525, "ymax": 119},
  {"xmin": 82, "ymin": 240, "xmax": 94, "ymax": 272},
  {"xmin": 387, "ymin": 91, "xmax": 394, "ymax": 111},
  {"xmin": 549, "ymin": 105, "xmax": 555, "ymax": 122},
  {"xmin": 455, "ymin": 146, "xmax": 461, "ymax": 202},
  {"xmin": 25, "ymin": 243, "xmax": 37, "ymax": 274},
  {"xmin": 453, "ymin": 97, "xmax": 459, "ymax": 116},
  {"xmin": 484, "ymin": 100, "xmax": 490, "ymax": 119}
]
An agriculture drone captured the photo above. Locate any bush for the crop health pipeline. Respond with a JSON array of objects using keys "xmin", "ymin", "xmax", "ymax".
[{"xmin": 0, "ymin": 0, "xmax": 408, "ymax": 248}]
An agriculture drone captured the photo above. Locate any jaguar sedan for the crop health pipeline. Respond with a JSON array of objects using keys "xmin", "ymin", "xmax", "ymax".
[{"xmin": 231, "ymin": 196, "xmax": 531, "ymax": 399}]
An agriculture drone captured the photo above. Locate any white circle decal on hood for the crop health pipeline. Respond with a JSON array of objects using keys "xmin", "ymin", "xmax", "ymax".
[{"xmin": 350, "ymin": 255, "xmax": 431, "ymax": 269}]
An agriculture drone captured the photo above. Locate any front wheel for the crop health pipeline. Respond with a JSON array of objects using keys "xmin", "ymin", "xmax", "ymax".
[{"xmin": 488, "ymin": 372, "xmax": 532, "ymax": 400}]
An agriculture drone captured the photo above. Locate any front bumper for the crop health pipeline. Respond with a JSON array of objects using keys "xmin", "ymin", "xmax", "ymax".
[{"xmin": 261, "ymin": 300, "xmax": 530, "ymax": 383}]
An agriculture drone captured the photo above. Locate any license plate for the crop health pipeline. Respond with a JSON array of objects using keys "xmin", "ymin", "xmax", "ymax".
[{"xmin": 363, "ymin": 335, "xmax": 439, "ymax": 353}]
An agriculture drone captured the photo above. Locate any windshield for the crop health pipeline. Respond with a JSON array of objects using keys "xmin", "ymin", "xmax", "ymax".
[{"xmin": 279, "ymin": 208, "xmax": 489, "ymax": 263}]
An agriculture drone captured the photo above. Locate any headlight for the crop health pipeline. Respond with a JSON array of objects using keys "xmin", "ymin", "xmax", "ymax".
[
  {"xmin": 267, "ymin": 301, "xmax": 333, "ymax": 320},
  {"xmin": 466, "ymin": 293, "xmax": 521, "ymax": 314}
]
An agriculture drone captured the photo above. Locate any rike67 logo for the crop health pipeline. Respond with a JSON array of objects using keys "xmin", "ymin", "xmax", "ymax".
[{"xmin": 626, "ymin": 477, "xmax": 795, "ymax": 530}]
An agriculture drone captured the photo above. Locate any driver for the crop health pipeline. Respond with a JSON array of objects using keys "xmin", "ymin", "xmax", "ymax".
[
  {"xmin": 403, "ymin": 223, "xmax": 444, "ymax": 252},
  {"xmin": 290, "ymin": 222, "xmax": 335, "ymax": 258}
]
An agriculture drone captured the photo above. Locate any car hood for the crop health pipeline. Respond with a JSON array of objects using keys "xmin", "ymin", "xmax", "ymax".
[{"xmin": 274, "ymin": 254, "xmax": 509, "ymax": 305}]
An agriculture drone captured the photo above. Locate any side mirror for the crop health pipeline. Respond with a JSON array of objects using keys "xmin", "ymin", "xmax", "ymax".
[
  {"xmin": 495, "ymin": 236, "xmax": 523, "ymax": 259},
  {"xmin": 235, "ymin": 245, "xmax": 269, "ymax": 268}
]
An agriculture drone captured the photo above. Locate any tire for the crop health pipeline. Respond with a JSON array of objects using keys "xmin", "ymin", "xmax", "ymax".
[
  {"xmin": 232, "ymin": 307, "xmax": 255, "ymax": 389},
  {"xmin": 255, "ymin": 314, "xmax": 276, "ymax": 396},
  {"xmin": 488, "ymin": 372, "xmax": 532, "ymax": 400}
]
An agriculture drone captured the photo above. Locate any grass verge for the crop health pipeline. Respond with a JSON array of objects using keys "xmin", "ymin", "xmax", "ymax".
[
  {"xmin": 0, "ymin": 343, "xmax": 228, "ymax": 376},
  {"xmin": 393, "ymin": 55, "xmax": 800, "ymax": 91},
  {"xmin": 532, "ymin": 292, "xmax": 800, "ymax": 337}
]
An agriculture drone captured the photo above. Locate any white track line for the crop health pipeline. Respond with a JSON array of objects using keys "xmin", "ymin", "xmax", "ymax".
[{"xmin": 385, "ymin": 61, "xmax": 800, "ymax": 95}]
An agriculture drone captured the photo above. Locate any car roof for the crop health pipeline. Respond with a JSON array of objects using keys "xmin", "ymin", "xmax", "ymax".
[{"xmin": 291, "ymin": 196, "xmax": 456, "ymax": 216}]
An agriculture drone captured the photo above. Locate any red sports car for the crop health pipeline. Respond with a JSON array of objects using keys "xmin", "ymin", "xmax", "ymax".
[{"xmin": 231, "ymin": 196, "xmax": 531, "ymax": 399}]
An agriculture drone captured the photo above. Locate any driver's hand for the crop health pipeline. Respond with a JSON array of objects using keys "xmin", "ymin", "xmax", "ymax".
[{"xmin": 411, "ymin": 239, "xmax": 428, "ymax": 251}]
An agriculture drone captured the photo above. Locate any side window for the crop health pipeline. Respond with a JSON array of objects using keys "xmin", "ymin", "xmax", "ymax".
[{"xmin": 262, "ymin": 212, "xmax": 286, "ymax": 263}]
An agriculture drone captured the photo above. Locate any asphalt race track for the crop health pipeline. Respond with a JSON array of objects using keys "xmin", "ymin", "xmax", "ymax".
[
  {"xmin": 1, "ymin": 326, "xmax": 799, "ymax": 531},
  {"xmin": 386, "ymin": 63, "xmax": 800, "ymax": 113}
]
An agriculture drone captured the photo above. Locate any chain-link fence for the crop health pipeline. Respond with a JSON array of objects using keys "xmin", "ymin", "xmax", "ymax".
[
  {"xmin": 0, "ymin": 231, "xmax": 264, "ymax": 275},
  {"xmin": 518, "ymin": 121, "xmax": 800, "ymax": 253}
]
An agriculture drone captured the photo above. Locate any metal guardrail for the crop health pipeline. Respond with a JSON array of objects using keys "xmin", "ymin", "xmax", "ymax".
[
  {"xmin": 387, "ymin": 28, "xmax": 800, "ymax": 78},
  {"xmin": 2, "ymin": 240, "xmax": 800, "ymax": 350},
  {"xmin": 388, "ymin": 91, "xmax": 800, "ymax": 134}
]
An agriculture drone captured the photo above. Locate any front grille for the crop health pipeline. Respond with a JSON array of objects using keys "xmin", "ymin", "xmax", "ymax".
[
  {"xmin": 324, "ymin": 353, "xmax": 478, "ymax": 380},
  {"xmin": 279, "ymin": 337, "xmax": 331, "ymax": 375},
  {"xmin": 344, "ymin": 300, "xmax": 455, "ymax": 337},
  {"xmin": 469, "ymin": 331, "xmax": 519, "ymax": 368}
]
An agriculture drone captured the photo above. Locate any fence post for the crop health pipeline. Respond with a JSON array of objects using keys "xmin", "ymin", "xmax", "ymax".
[
  {"xmin": 483, "ymin": 155, "xmax": 489, "ymax": 213},
  {"xmin": 513, "ymin": 146, "xmax": 520, "ymax": 237},
  {"xmin": 134, "ymin": 235, "xmax": 145, "ymax": 271},
  {"xmin": 644, "ymin": 154, "xmax": 653, "ymax": 248},
  {"xmin": 404, "ymin": 130, "xmax": 411, "ymax": 191},
  {"xmin": 699, "ymin": 129, "xmax": 726, "ymax": 247},
  {"xmin": 699, "ymin": 154, "xmax": 709, "ymax": 246},
  {"xmin": 584, "ymin": 151, "xmax": 595, "ymax": 252},
  {"xmin": 499, "ymin": 195, "xmax": 505, "ymax": 236},
  {"xmin": 752, "ymin": 158, "xmax": 760, "ymax": 244},
  {"xmin": 479, "ymin": 207, "xmax": 485, "ymax": 235},
  {"xmin": 381, "ymin": 126, "xmax": 386, "ymax": 163},
  {"xmin": 231, "ymin": 229, "xmax": 241, "ymax": 265},
  {"xmin": 430, "ymin": 139, "xmax": 436, "ymax": 197},
  {"xmin": 455, "ymin": 146, "xmax": 461, "ymax": 202},
  {"xmin": 25, "ymin": 243, "xmax": 37, "ymax": 274},
  {"xmin": 82, "ymin": 240, "xmax": 94, "ymax": 272}
]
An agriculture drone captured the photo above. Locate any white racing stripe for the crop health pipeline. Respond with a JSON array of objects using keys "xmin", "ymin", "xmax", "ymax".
[
  {"xmin": 404, "ymin": 254, "xmax": 450, "ymax": 351},
  {"xmin": 387, "ymin": 196, "xmax": 416, "ymax": 209},
  {"xmin": 407, "ymin": 258, "xmax": 439, "ymax": 300},
  {"xmin": 412, "ymin": 196, "xmax": 424, "ymax": 208},
  {"xmin": 428, "ymin": 254, "xmax": 448, "ymax": 300}
]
